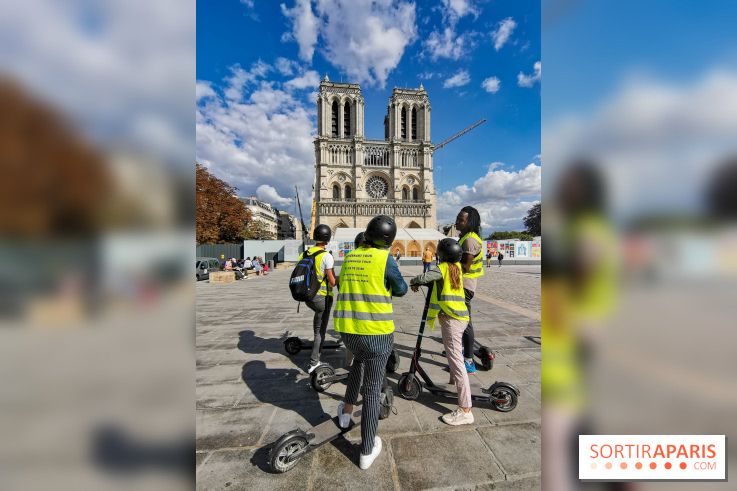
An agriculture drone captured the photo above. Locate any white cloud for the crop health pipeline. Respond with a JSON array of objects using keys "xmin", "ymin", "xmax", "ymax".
[
  {"xmin": 491, "ymin": 17, "xmax": 516, "ymax": 51},
  {"xmin": 481, "ymin": 76, "xmax": 500, "ymax": 93},
  {"xmin": 517, "ymin": 61, "xmax": 541, "ymax": 87},
  {"xmin": 424, "ymin": 0, "xmax": 479, "ymax": 61},
  {"xmin": 544, "ymin": 70, "xmax": 737, "ymax": 221},
  {"xmin": 425, "ymin": 26, "xmax": 468, "ymax": 60},
  {"xmin": 197, "ymin": 60, "xmax": 316, "ymax": 211},
  {"xmin": 444, "ymin": 0, "xmax": 478, "ymax": 19},
  {"xmin": 280, "ymin": 0, "xmax": 416, "ymax": 88},
  {"xmin": 285, "ymin": 70, "xmax": 320, "ymax": 90},
  {"xmin": 0, "ymin": 0, "xmax": 195, "ymax": 166},
  {"xmin": 443, "ymin": 70, "xmax": 471, "ymax": 88},
  {"xmin": 196, "ymin": 81, "xmax": 216, "ymax": 101},
  {"xmin": 275, "ymin": 57, "xmax": 299, "ymax": 76},
  {"xmin": 313, "ymin": 0, "xmax": 417, "ymax": 88},
  {"xmin": 281, "ymin": 0, "xmax": 319, "ymax": 62},
  {"xmin": 240, "ymin": 0, "xmax": 255, "ymax": 7},
  {"xmin": 224, "ymin": 61, "xmax": 272, "ymax": 100},
  {"xmin": 436, "ymin": 162, "xmax": 541, "ymax": 231},
  {"xmin": 257, "ymin": 184, "xmax": 294, "ymax": 207}
]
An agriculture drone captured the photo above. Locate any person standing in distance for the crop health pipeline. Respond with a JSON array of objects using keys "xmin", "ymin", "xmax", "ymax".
[
  {"xmin": 300, "ymin": 224, "xmax": 337, "ymax": 374},
  {"xmin": 422, "ymin": 246, "xmax": 433, "ymax": 273},
  {"xmin": 455, "ymin": 206, "xmax": 485, "ymax": 373},
  {"xmin": 333, "ymin": 216, "xmax": 407, "ymax": 470}
]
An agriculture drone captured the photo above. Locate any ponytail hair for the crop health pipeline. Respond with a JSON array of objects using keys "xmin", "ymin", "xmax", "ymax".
[{"xmin": 447, "ymin": 262, "xmax": 462, "ymax": 290}]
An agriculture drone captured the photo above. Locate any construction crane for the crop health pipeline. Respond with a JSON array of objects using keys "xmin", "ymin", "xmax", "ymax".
[{"xmin": 433, "ymin": 118, "xmax": 486, "ymax": 151}]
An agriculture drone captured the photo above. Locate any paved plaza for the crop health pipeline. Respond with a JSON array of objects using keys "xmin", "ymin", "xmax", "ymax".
[{"xmin": 196, "ymin": 263, "xmax": 541, "ymax": 490}]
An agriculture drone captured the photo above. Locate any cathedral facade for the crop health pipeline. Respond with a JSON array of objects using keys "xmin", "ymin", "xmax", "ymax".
[{"xmin": 311, "ymin": 77, "xmax": 437, "ymax": 234}]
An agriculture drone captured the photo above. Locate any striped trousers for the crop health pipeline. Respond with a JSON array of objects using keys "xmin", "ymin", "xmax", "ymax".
[{"xmin": 340, "ymin": 332, "xmax": 393, "ymax": 456}]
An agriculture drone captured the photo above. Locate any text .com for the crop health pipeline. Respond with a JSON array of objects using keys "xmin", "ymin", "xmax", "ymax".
[{"xmin": 579, "ymin": 435, "xmax": 726, "ymax": 481}]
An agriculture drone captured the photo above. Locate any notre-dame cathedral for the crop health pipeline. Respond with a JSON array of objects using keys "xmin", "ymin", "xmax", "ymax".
[{"xmin": 311, "ymin": 76, "xmax": 437, "ymax": 234}]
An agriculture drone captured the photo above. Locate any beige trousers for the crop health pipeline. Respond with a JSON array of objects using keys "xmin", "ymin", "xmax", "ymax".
[{"xmin": 439, "ymin": 312, "xmax": 472, "ymax": 408}]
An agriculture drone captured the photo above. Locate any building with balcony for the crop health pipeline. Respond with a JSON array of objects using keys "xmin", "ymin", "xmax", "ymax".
[
  {"xmin": 241, "ymin": 196, "xmax": 278, "ymax": 238},
  {"xmin": 312, "ymin": 77, "xmax": 437, "ymax": 235}
]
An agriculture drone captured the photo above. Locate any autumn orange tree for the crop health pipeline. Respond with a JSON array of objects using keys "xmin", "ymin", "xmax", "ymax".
[{"xmin": 196, "ymin": 163, "xmax": 252, "ymax": 243}]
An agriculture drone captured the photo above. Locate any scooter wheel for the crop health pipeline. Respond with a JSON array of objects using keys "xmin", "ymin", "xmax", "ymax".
[
  {"xmin": 310, "ymin": 365, "xmax": 335, "ymax": 392},
  {"xmin": 386, "ymin": 349, "xmax": 400, "ymax": 374},
  {"xmin": 379, "ymin": 386, "xmax": 394, "ymax": 420},
  {"xmin": 268, "ymin": 435, "xmax": 308, "ymax": 473},
  {"xmin": 284, "ymin": 337, "xmax": 301, "ymax": 355},
  {"xmin": 397, "ymin": 373, "xmax": 421, "ymax": 400},
  {"xmin": 491, "ymin": 386, "xmax": 518, "ymax": 412},
  {"xmin": 478, "ymin": 347, "xmax": 494, "ymax": 371}
]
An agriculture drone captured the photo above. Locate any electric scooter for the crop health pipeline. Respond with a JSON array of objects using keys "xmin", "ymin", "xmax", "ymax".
[
  {"xmin": 268, "ymin": 379, "xmax": 394, "ymax": 473},
  {"xmin": 310, "ymin": 348, "xmax": 400, "ymax": 392},
  {"xmin": 442, "ymin": 341, "xmax": 494, "ymax": 371},
  {"xmin": 397, "ymin": 284, "xmax": 520, "ymax": 412},
  {"xmin": 283, "ymin": 336, "xmax": 343, "ymax": 355}
]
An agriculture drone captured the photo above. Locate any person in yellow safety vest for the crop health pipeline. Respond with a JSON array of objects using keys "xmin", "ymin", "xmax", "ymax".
[
  {"xmin": 409, "ymin": 238, "xmax": 474, "ymax": 426},
  {"xmin": 455, "ymin": 206, "xmax": 485, "ymax": 373},
  {"xmin": 334, "ymin": 215, "xmax": 407, "ymax": 470},
  {"xmin": 299, "ymin": 224, "xmax": 337, "ymax": 374}
]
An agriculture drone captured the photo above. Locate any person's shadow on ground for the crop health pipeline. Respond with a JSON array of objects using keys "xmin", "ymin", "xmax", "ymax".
[
  {"xmin": 237, "ymin": 330, "xmax": 289, "ymax": 356},
  {"xmin": 242, "ymin": 357, "xmax": 352, "ymax": 472},
  {"xmin": 237, "ymin": 329, "xmax": 346, "ymax": 369}
]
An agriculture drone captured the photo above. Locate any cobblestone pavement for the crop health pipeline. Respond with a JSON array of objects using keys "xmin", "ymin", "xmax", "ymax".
[{"xmin": 196, "ymin": 264, "xmax": 540, "ymax": 490}]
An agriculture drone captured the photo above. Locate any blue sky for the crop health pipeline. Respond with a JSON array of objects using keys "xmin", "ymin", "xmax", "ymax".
[
  {"xmin": 544, "ymin": 0, "xmax": 737, "ymax": 120},
  {"xmin": 197, "ymin": 0, "xmax": 541, "ymax": 233},
  {"xmin": 542, "ymin": 0, "xmax": 737, "ymax": 221}
]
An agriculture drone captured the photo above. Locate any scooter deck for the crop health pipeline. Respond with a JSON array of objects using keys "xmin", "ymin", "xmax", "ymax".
[
  {"xmin": 424, "ymin": 381, "xmax": 489, "ymax": 397},
  {"xmin": 307, "ymin": 409, "xmax": 362, "ymax": 446},
  {"xmin": 301, "ymin": 340, "xmax": 343, "ymax": 348}
]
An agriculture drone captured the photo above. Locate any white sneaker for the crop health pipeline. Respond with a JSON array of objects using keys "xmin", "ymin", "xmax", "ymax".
[
  {"xmin": 337, "ymin": 402, "xmax": 351, "ymax": 429},
  {"xmin": 359, "ymin": 436, "xmax": 382, "ymax": 470},
  {"xmin": 441, "ymin": 407, "xmax": 474, "ymax": 426},
  {"xmin": 307, "ymin": 361, "xmax": 323, "ymax": 374}
]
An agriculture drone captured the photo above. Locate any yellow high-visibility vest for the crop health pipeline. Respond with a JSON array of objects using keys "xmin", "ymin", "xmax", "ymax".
[
  {"xmin": 427, "ymin": 262, "xmax": 469, "ymax": 330},
  {"xmin": 540, "ymin": 279, "xmax": 585, "ymax": 411},
  {"xmin": 459, "ymin": 231, "xmax": 485, "ymax": 278},
  {"xmin": 298, "ymin": 246, "xmax": 332, "ymax": 297},
  {"xmin": 566, "ymin": 213, "xmax": 618, "ymax": 322},
  {"xmin": 333, "ymin": 247, "xmax": 394, "ymax": 335}
]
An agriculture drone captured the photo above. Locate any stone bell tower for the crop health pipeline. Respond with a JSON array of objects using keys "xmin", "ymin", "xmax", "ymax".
[{"xmin": 312, "ymin": 76, "xmax": 436, "ymax": 236}]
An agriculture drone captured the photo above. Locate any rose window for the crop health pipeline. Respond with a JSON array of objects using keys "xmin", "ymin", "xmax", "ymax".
[{"xmin": 366, "ymin": 176, "xmax": 388, "ymax": 198}]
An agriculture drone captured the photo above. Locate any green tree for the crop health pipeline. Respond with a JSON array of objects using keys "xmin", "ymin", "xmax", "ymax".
[
  {"xmin": 243, "ymin": 219, "xmax": 276, "ymax": 240},
  {"xmin": 523, "ymin": 203, "xmax": 541, "ymax": 237},
  {"xmin": 196, "ymin": 163, "xmax": 252, "ymax": 243}
]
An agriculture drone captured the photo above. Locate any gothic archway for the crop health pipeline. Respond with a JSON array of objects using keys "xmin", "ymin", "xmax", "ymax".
[
  {"xmin": 407, "ymin": 240, "xmax": 421, "ymax": 257},
  {"xmin": 407, "ymin": 221, "xmax": 421, "ymax": 228},
  {"xmin": 390, "ymin": 241, "xmax": 405, "ymax": 257}
]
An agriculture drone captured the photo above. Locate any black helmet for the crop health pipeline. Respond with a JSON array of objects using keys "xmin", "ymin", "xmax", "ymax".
[
  {"xmin": 354, "ymin": 232, "xmax": 366, "ymax": 248},
  {"xmin": 313, "ymin": 224, "xmax": 331, "ymax": 242},
  {"xmin": 437, "ymin": 238, "xmax": 463, "ymax": 263},
  {"xmin": 365, "ymin": 215, "xmax": 396, "ymax": 248}
]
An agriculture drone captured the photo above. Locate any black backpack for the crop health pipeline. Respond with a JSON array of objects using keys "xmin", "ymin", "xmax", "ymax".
[{"xmin": 289, "ymin": 249, "xmax": 326, "ymax": 302}]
